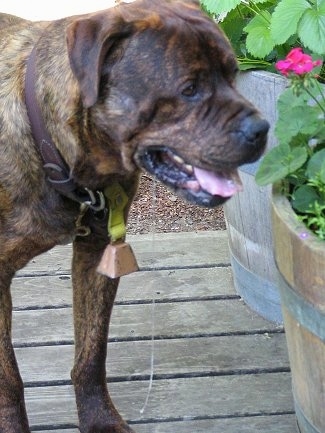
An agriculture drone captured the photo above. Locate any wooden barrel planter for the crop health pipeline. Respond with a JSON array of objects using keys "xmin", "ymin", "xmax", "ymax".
[
  {"xmin": 272, "ymin": 184, "xmax": 325, "ymax": 433},
  {"xmin": 224, "ymin": 70, "xmax": 287, "ymax": 323}
]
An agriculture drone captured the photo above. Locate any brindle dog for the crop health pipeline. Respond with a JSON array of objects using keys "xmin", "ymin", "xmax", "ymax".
[{"xmin": 0, "ymin": 1, "xmax": 269, "ymax": 432}]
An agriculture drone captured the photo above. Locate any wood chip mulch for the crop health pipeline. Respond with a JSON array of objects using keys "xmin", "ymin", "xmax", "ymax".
[{"xmin": 127, "ymin": 174, "xmax": 226, "ymax": 235}]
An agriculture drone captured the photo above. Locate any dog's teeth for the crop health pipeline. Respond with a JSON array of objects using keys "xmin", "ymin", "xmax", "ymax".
[
  {"xmin": 170, "ymin": 153, "xmax": 193, "ymax": 174},
  {"xmin": 183, "ymin": 180, "xmax": 201, "ymax": 192},
  {"xmin": 172, "ymin": 155, "xmax": 185, "ymax": 165}
]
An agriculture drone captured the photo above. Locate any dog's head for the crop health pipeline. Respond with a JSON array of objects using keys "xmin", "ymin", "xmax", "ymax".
[{"xmin": 66, "ymin": 0, "xmax": 269, "ymax": 207}]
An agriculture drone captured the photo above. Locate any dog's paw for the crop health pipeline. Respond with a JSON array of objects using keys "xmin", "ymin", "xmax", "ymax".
[
  {"xmin": 80, "ymin": 418, "xmax": 136, "ymax": 433},
  {"xmin": 77, "ymin": 395, "xmax": 136, "ymax": 433}
]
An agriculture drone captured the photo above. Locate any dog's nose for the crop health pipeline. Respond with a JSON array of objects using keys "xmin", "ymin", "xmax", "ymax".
[{"xmin": 240, "ymin": 115, "xmax": 269, "ymax": 147}]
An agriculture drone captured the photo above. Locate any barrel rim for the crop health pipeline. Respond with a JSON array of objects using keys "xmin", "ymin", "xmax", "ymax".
[{"xmin": 272, "ymin": 182, "xmax": 325, "ymax": 257}]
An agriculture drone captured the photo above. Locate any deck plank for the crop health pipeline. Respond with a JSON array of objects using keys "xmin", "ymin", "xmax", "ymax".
[
  {"xmin": 18, "ymin": 231, "xmax": 230, "ymax": 276},
  {"xmin": 26, "ymin": 374, "xmax": 293, "ymax": 428},
  {"xmin": 12, "ymin": 299, "xmax": 282, "ymax": 346},
  {"xmin": 132, "ymin": 415, "xmax": 297, "ymax": 433},
  {"xmin": 16, "ymin": 333, "xmax": 289, "ymax": 385},
  {"xmin": 35, "ymin": 415, "xmax": 297, "ymax": 433},
  {"xmin": 12, "ymin": 267, "xmax": 235, "ymax": 310}
]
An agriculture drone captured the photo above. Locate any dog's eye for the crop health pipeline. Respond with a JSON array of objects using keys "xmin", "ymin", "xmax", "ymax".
[{"xmin": 181, "ymin": 82, "xmax": 198, "ymax": 98}]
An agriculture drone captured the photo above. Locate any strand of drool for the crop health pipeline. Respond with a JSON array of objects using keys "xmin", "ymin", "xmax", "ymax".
[{"xmin": 140, "ymin": 176, "xmax": 157, "ymax": 415}]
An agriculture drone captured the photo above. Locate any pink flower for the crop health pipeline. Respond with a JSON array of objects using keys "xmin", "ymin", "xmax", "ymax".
[
  {"xmin": 275, "ymin": 59, "xmax": 293, "ymax": 76},
  {"xmin": 275, "ymin": 48, "xmax": 322, "ymax": 76}
]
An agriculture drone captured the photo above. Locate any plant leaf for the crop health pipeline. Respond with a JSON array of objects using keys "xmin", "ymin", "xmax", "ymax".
[
  {"xmin": 200, "ymin": 0, "xmax": 241, "ymax": 15},
  {"xmin": 244, "ymin": 12, "xmax": 275, "ymax": 58},
  {"xmin": 255, "ymin": 144, "xmax": 308, "ymax": 186},
  {"xmin": 275, "ymin": 105, "xmax": 320, "ymax": 144},
  {"xmin": 238, "ymin": 58, "xmax": 272, "ymax": 70},
  {"xmin": 270, "ymin": 0, "xmax": 310, "ymax": 44},
  {"xmin": 275, "ymin": 88, "xmax": 321, "ymax": 144},
  {"xmin": 298, "ymin": 1, "xmax": 325, "ymax": 54},
  {"xmin": 220, "ymin": 16, "xmax": 245, "ymax": 44},
  {"xmin": 292, "ymin": 185, "xmax": 321, "ymax": 212},
  {"xmin": 306, "ymin": 148, "xmax": 325, "ymax": 180}
]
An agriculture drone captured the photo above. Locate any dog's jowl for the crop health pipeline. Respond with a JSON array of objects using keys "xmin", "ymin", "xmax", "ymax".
[{"xmin": 0, "ymin": 1, "xmax": 269, "ymax": 432}]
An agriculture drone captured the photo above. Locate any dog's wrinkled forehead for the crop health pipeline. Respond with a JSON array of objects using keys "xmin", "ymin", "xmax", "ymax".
[
  {"xmin": 116, "ymin": 0, "xmax": 235, "ymax": 68},
  {"xmin": 66, "ymin": 0, "xmax": 236, "ymax": 107},
  {"xmin": 116, "ymin": 0, "xmax": 200, "ymax": 24}
]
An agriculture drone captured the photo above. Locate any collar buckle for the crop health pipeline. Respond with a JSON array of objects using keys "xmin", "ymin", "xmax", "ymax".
[{"xmin": 84, "ymin": 188, "xmax": 106, "ymax": 212}]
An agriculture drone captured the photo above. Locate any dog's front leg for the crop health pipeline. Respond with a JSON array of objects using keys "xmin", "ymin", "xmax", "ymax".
[
  {"xmin": 0, "ymin": 268, "xmax": 30, "ymax": 433},
  {"xmin": 71, "ymin": 237, "xmax": 135, "ymax": 433}
]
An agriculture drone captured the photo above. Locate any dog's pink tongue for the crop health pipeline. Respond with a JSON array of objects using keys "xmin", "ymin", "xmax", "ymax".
[{"xmin": 194, "ymin": 167, "xmax": 243, "ymax": 197}]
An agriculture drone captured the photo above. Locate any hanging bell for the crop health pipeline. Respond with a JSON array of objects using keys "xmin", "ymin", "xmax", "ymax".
[{"xmin": 97, "ymin": 240, "xmax": 139, "ymax": 279}]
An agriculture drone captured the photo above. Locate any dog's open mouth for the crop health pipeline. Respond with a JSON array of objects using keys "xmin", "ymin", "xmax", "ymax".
[{"xmin": 138, "ymin": 147, "xmax": 243, "ymax": 207}]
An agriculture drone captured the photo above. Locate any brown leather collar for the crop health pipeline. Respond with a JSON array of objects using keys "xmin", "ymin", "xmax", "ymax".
[{"xmin": 25, "ymin": 46, "xmax": 105, "ymax": 212}]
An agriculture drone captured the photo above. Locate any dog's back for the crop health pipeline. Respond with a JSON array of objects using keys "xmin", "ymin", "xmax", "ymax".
[{"xmin": 0, "ymin": 13, "xmax": 25, "ymax": 29}]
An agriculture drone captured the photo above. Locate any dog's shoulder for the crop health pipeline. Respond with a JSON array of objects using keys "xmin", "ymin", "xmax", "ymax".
[
  {"xmin": 0, "ymin": 13, "xmax": 28, "ymax": 31},
  {"xmin": 0, "ymin": 12, "xmax": 48, "ymax": 44}
]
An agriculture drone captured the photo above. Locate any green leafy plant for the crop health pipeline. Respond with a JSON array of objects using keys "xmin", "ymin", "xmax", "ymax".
[
  {"xmin": 200, "ymin": 0, "xmax": 325, "ymax": 71},
  {"xmin": 255, "ymin": 48, "xmax": 325, "ymax": 239}
]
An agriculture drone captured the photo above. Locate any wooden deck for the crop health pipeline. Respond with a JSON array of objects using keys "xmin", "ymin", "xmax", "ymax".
[{"xmin": 12, "ymin": 231, "xmax": 297, "ymax": 433}]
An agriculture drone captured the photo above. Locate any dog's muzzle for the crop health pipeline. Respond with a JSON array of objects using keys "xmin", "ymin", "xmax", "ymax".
[
  {"xmin": 138, "ymin": 115, "xmax": 269, "ymax": 208},
  {"xmin": 233, "ymin": 115, "xmax": 270, "ymax": 163}
]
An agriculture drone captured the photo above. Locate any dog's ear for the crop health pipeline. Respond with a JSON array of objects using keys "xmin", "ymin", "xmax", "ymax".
[
  {"xmin": 66, "ymin": 13, "xmax": 133, "ymax": 108},
  {"xmin": 66, "ymin": 1, "xmax": 202, "ymax": 108}
]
